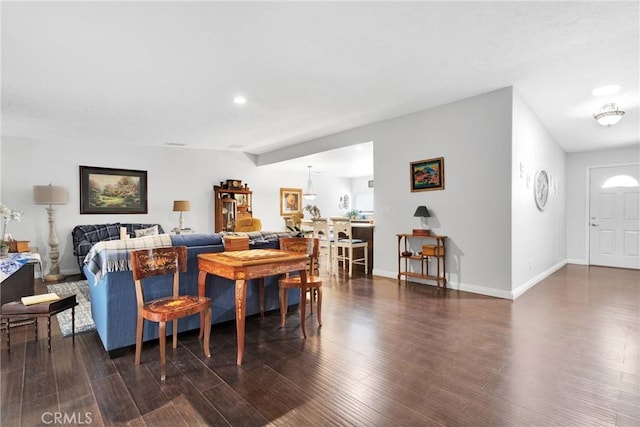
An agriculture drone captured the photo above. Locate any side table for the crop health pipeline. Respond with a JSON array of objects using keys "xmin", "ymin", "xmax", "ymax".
[{"xmin": 1, "ymin": 294, "xmax": 78, "ymax": 352}]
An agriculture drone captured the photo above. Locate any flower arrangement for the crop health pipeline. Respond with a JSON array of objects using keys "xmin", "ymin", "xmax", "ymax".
[
  {"xmin": 286, "ymin": 211, "xmax": 305, "ymax": 237},
  {"xmin": 1, "ymin": 203, "xmax": 22, "ymax": 252},
  {"xmin": 304, "ymin": 204, "xmax": 321, "ymax": 220}
]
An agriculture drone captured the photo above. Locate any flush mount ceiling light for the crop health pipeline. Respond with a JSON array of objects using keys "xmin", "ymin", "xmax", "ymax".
[
  {"xmin": 593, "ymin": 103, "xmax": 625, "ymax": 127},
  {"xmin": 233, "ymin": 96, "xmax": 247, "ymax": 105}
]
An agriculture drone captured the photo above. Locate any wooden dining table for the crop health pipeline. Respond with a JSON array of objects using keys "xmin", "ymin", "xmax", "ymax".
[{"xmin": 197, "ymin": 249, "xmax": 308, "ymax": 365}]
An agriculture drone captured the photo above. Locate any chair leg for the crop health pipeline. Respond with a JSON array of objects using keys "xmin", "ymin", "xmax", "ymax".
[
  {"xmin": 300, "ymin": 286, "xmax": 307, "ymax": 339},
  {"xmin": 159, "ymin": 321, "xmax": 167, "ymax": 381},
  {"xmin": 365, "ymin": 245, "xmax": 368, "ymax": 275},
  {"xmin": 47, "ymin": 317, "xmax": 52, "ymax": 352},
  {"xmin": 71, "ymin": 305, "xmax": 75, "ymax": 345},
  {"xmin": 259, "ymin": 278, "xmax": 265, "ymax": 320},
  {"xmin": 203, "ymin": 307, "xmax": 211, "ymax": 358},
  {"xmin": 330, "ymin": 246, "xmax": 340, "ymax": 274},
  {"xmin": 348, "ymin": 247, "xmax": 353, "ymax": 277},
  {"xmin": 279, "ymin": 287, "xmax": 288, "ymax": 327},
  {"xmin": 172, "ymin": 319, "xmax": 178, "ymax": 349},
  {"xmin": 317, "ymin": 287, "xmax": 322, "ymax": 326},
  {"xmin": 135, "ymin": 314, "xmax": 144, "ymax": 365}
]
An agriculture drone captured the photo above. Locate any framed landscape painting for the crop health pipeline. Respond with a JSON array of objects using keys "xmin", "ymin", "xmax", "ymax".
[
  {"xmin": 80, "ymin": 166, "xmax": 148, "ymax": 214},
  {"xmin": 279, "ymin": 188, "xmax": 302, "ymax": 216},
  {"xmin": 410, "ymin": 157, "xmax": 445, "ymax": 192}
]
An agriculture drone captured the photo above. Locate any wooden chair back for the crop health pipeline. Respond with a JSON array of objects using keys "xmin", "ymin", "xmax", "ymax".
[
  {"xmin": 279, "ymin": 237, "xmax": 319, "ymax": 275},
  {"xmin": 130, "ymin": 246, "xmax": 187, "ymax": 306}
]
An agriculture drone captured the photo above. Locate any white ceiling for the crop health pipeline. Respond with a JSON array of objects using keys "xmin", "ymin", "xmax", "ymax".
[{"xmin": 2, "ymin": 2, "xmax": 638, "ymax": 178}]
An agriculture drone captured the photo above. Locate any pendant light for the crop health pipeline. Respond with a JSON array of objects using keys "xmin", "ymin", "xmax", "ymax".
[{"xmin": 303, "ymin": 165, "xmax": 316, "ymax": 200}]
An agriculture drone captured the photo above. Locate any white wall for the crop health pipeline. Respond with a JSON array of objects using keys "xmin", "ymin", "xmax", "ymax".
[
  {"xmin": 272, "ymin": 88, "xmax": 515, "ymax": 297},
  {"xmin": 1, "ymin": 138, "xmax": 350, "ymax": 275},
  {"xmin": 351, "ymin": 175, "xmax": 374, "ymax": 214},
  {"xmin": 375, "ymin": 89, "xmax": 514, "ymax": 296},
  {"xmin": 511, "ymin": 91, "xmax": 567, "ymax": 298},
  {"xmin": 566, "ymin": 145, "xmax": 640, "ymax": 264}
]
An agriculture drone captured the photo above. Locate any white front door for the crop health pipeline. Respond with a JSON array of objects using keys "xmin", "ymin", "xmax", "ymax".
[{"xmin": 589, "ymin": 164, "xmax": 640, "ymax": 269}]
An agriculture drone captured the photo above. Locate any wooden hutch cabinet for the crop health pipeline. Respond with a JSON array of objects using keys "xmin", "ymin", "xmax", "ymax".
[{"xmin": 213, "ymin": 181, "xmax": 253, "ymax": 232}]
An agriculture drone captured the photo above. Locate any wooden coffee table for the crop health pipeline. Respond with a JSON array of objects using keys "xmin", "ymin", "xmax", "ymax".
[{"xmin": 197, "ymin": 249, "xmax": 308, "ymax": 365}]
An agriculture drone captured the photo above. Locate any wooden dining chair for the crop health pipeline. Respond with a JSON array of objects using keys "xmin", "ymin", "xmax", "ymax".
[
  {"xmin": 130, "ymin": 246, "xmax": 211, "ymax": 381},
  {"xmin": 278, "ymin": 237, "xmax": 322, "ymax": 338}
]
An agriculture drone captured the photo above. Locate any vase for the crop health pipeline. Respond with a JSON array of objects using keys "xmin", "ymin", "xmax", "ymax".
[{"xmin": 0, "ymin": 245, "xmax": 9, "ymax": 258}]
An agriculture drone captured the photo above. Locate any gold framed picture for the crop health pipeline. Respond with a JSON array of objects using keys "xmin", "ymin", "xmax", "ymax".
[{"xmin": 279, "ymin": 188, "xmax": 302, "ymax": 216}]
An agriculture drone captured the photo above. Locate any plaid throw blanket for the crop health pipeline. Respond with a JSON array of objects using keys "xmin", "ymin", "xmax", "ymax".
[{"xmin": 84, "ymin": 234, "xmax": 172, "ymax": 282}]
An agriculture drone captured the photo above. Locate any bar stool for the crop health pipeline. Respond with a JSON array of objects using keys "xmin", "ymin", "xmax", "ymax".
[
  {"xmin": 330, "ymin": 217, "xmax": 368, "ymax": 277},
  {"xmin": 311, "ymin": 218, "xmax": 332, "ymax": 272}
]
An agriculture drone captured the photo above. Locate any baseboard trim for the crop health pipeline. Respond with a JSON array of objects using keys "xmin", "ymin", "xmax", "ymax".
[
  {"xmin": 373, "ymin": 269, "xmax": 512, "ymax": 299},
  {"xmin": 511, "ymin": 260, "xmax": 567, "ymax": 299},
  {"xmin": 376, "ymin": 260, "xmax": 569, "ymax": 301}
]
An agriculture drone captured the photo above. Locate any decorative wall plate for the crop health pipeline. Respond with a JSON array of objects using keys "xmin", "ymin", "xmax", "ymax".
[{"xmin": 534, "ymin": 170, "xmax": 549, "ymax": 210}]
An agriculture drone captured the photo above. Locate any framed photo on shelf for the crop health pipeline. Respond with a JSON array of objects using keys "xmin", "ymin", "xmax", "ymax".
[
  {"xmin": 79, "ymin": 165, "xmax": 148, "ymax": 214},
  {"xmin": 279, "ymin": 187, "xmax": 302, "ymax": 216},
  {"xmin": 235, "ymin": 193, "xmax": 248, "ymax": 207},
  {"xmin": 410, "ymin": 157, "xmax": 445, "ymax": 192}
]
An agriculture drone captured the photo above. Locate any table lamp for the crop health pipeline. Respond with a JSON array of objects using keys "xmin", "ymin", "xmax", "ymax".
[
  {"xmin": 173, "ymin": 200, "xmax": 191, "ymax": 230},
  {"xmin": 413, "ymin": 205, "xmax": 431, "ymax": 236},
  {"xmin": 33, "ymin": 184, "xmax": 69, "ymax": 281}
]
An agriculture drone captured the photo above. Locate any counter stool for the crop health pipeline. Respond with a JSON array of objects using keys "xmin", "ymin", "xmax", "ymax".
[{"xmin": 0, "ymin": 294, "xmax": 77, "ymax": 352}]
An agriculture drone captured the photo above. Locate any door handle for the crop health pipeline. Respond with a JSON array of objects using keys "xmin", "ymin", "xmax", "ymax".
[{"xmin": 590, "ymin": 223, "xmax": 599, "ymax": 227}]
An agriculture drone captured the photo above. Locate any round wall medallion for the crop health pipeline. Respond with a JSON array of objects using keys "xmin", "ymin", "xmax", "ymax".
[{"xmin": 534, "ymin": 170, "xmax": 549, "ymax": 210}]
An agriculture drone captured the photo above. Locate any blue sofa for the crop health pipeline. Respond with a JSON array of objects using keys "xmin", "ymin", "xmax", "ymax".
[{"xmin": 83, "ymin": 231, "xmax": 296, "ymax": 356}]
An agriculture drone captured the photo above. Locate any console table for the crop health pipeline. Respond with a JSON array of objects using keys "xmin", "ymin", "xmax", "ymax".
[
  {"xmin": 197, "ymin": 249, "xmax": 308, "ymax": 365},
  {"xmin": 397, "ymin": 233, "xmax": 447, "ymax": 288}
]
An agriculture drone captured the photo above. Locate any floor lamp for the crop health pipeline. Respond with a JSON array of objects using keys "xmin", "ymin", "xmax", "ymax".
[{"xmin": 33, "ymin": 184, "xmax": 69, "ymax": 282}]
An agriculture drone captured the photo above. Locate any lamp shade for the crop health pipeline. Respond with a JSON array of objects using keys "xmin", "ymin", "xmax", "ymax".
[
  {"xmin": 33, "ymin": 184, "xmax": 69, "ymax": 205},
  {"xmin": 413, "ymin": 205, "xmax": 430, "ymax": 217},
  {"xmin": 173, "ymin": 200, "xmax": 191, "ymax": 212}
]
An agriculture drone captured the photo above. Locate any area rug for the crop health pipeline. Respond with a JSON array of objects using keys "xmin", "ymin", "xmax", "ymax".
[{"xmin": 47, "ymin": 280, "xmax": 95, "ymax": 337}]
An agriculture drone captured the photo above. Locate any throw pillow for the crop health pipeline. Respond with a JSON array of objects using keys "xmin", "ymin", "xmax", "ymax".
[{"xmin": 134, "ymin": 225, "xmax": 159, "ymax": 238}]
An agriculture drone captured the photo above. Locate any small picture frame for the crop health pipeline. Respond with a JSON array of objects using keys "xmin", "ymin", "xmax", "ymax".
[
  {"xmin": 235, "ymin": 193, "xmax": 248, "ymax": 207},
  {"xmin": 80, "ymin": 166, "xmax": 148, "ymax": 214},
  {"xmin": 279, "ymin": 188, "xmax": 302, "ymax": 216},
  {"xmin": 410, "ymin": 157, "xmax": 445, "ymax": 192}
]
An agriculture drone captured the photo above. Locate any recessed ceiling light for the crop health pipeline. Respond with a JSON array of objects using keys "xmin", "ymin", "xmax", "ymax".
[
  {"xmin": 233, "ymin": 96, "xmax": 247, "ymax": 105},
  {"xmin": 591, "ymin": 85, "xmax": 621, "ymax": 96}
]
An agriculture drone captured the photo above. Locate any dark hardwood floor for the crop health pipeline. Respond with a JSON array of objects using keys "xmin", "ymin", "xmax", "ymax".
[{"xmin": 1, "ymin": 265, "xmax": 639, "ymax": 426}]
